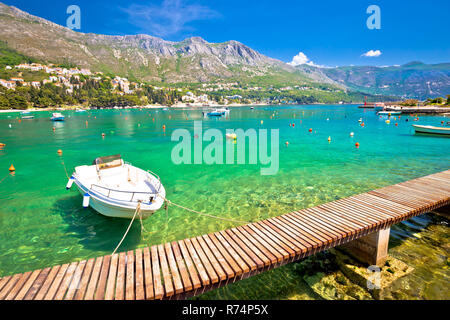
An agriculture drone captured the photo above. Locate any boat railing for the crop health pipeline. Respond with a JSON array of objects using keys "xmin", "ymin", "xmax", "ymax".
[
  {"xmin": 90, "ymin": 184, "xmax": 158, "ymax": 203},
  {"xmin": 146, "ymin": 170, "xmax": 163, "ymax": 193}
]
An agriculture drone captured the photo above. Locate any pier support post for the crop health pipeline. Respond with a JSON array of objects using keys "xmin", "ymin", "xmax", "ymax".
[{"xmin": 341, "ymin": 227, "xmax": 390, "ymax": 267}]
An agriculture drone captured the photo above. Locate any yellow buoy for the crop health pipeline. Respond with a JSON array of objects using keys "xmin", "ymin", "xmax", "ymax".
[
  {"xmin": 261, "ymin": 120, "xmax": 264, "ymax": 125},
  {"xmin": 57, "ymin": 149, "xmax": 62, "ymax": 155},
  {"xmin": 0, "ymin": 143, "xmax": 5, "ymax": 147},
  {"xmin": 9, "ymin": 164, "xmax": 15, "ymax": 172},
  {"xmin": 328, "ymin": 136, "xmax": 331, "ymax": 142}
]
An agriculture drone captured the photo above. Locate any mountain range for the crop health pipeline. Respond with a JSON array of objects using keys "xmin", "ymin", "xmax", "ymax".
[{"xmin": 0, "ymin": 2, "xmax": 448, "ymax": 99}]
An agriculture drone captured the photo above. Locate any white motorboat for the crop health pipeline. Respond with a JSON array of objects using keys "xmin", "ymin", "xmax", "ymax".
[
  {"xmin": 413, "ymin": 125, "xmax": 450, "ymax": 136},
  {"xmin": 51, "ymin": 112, "xmax": 65, "ymax": 121},
  {"xmin": 66, "ymin": 155, "xmax": 166, "ymax": 219}
]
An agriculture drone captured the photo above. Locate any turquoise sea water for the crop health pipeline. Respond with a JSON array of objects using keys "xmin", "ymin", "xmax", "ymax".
[{"xmin": 0, "ymin": 105, "xmax": 449, "ymax": 298}]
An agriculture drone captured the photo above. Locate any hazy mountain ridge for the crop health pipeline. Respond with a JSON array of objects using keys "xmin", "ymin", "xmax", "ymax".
[{"xmin": 320, "ymin": 62, "xmax": 450, "ymax": 99}]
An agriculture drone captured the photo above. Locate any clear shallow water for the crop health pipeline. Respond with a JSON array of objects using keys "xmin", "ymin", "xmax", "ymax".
[{"xmin": 0, "ymin": 105, "xmax": 449, "ymax": 298}]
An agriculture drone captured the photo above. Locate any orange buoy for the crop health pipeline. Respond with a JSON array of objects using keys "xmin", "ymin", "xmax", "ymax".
[
  {"xmin": 328, "ymin": 136, "xmax": 331, "ymax": 142},
  {"xmin": 261, "ymin": 120, "xmax": 264, "ymax": 125},
  {"xmin": 361, "ymin": 122, "xmax": 365, "ymax": 127},
  {"xmin": 18, "ymin": 119, "xmax": 22, "ymax": 123},
  {"xmin": 85, "ymin": 121, "xmax": 88, "ymax": 126},
  {"xmin": 285, "ymin": 141, "xmax": 289, "ymax": 146},
  {"xmin": 355, "ymin": 142, "xmax": 360, "ymax": 148},
  {"xmin": 0, "ymin": 143, "xmax": 5, "ymax": 147},
  {"xmin": 9, "ymin": 164, "xmax": 15, "ymax": 172},
  {"xmin": 395, "ymin": 123, "xmax": 398, "ymax": 126},
  {"xmin": 52, "ymin": 127, "xmax": 56, "ymax": 132},
  {"xmin": 292, "ymin": 123, "xmax": 295, "ymax": 127},
  {"xmin": 309, "ymin": 128, "xmax": 312, "ymax": 132},
  {"xmin": 57, "ymin": 149, "xmax": 62, "ymax": 155},
  {"xmin": 163, "ymin": 125, "xmax": 166, "ymax": 131},
  {"xmin": 102, "ymin": 133, "xmax": 105, "ymax": 138}
]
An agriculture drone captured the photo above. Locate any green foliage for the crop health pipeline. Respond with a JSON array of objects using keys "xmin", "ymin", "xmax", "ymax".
[
  {"xmin": 0, "ymin": 40, "xmax": 37, "ymax": 68},
  {"xmin": 0, "ymin": 78, "xmax": 183, "ymax": 109}
]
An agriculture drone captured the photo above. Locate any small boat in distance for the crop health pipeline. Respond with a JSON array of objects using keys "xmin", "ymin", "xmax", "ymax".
[
  {"xmin": 51, "ymin": 112, "xmax": 65, "ymax": 121},
  {"xmin": 21, "ymin": 111, "xmax": 34, "ymax": 119},
  {"xmin": 75, "ymin": 108, "xmax": 87, "ymax": 113},
  {"xmin": 378, "ymin": 111, "xmax": 401, "ymax": 115},
  {"xmin": 412, "ymin": 125, "xmax": 450, "ymax": 136},
  {"xmin": 66, "ymin": 155, "xmax": 166, "ymax": 219}
]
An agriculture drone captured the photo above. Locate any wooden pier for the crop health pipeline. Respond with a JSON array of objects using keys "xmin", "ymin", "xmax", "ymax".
[{"xmin": 1, "ymin": 170, "xmax": 449, "ymax": 300}]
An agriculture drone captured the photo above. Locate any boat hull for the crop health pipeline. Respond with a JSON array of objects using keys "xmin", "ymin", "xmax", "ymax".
[
  {"xmin": 73, "ymin": 180, "xmax": 165, "ymax": 219},
  {"xmin": 51, "ymin": 117, "xmax": 65, "ymax": 121},
  {"xmin": 413, "ymin": 125, "xmax": 450, "ymax": 136}
]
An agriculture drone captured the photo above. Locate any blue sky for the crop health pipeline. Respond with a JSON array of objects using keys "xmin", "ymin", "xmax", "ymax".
[{"xmin": 3, "ymin": 0, "xmax": 450, "ymax": 67}]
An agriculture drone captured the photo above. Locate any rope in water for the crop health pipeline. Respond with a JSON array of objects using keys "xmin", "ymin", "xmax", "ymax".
[
  {"xmin": 111, "ymin": 201, "xmax": 142, "ymax": 255},
  {"xmin": 158, "ymin": 194, "xmax": 250, "ymax": 224},
  {"xmin": 0, "ymin": 172, "xmax": 10, "ymax": 185}
]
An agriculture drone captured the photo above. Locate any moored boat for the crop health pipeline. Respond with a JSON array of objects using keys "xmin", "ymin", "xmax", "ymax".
[
  {"xmin": 51, "ymin": 112, "xmax": 65, "ymax": 121},
  {"xmin": 66, "ymin": 155, "xmax": 166, "ymax": 219},
  {"xmin": 378, "ymin": 111, "xmax": 401, "ymax": 115},
  {"xmin": 413, "ymin": 124, "xmax": 450, "ymax": 136}
]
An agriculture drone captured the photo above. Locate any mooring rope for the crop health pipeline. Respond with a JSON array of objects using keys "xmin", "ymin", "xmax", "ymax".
[
  {"xmin": 158, "ymin": 194, "xmax": 250, "ymax": 224},
  {"xmin": 60, "ymin": 157, "xmax": 70, "ymax": 180},
  {"xmin": 111, "ymin": 201, "xmax": 142, "ymax": 255},
  {"xmin": 0, "ymin": 172, "xmax": 9, "ymax": 185}
]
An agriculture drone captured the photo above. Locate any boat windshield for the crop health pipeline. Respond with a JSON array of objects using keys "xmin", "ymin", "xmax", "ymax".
[{"xmin": 93, "ymin": 154, "xmax": 122, "ymax": 170}]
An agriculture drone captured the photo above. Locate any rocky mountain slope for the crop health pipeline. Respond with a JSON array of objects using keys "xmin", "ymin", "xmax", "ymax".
[{"xmin": 0, "ymin": 2, "xmax": 448, "ymax": 99}]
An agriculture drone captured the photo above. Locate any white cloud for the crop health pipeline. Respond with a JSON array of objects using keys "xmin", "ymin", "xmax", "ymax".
[
  {"xmin": 361, "ymin": 50, "xmax": 382, "ymax": 57},
  {"xmin": 122, "ymin": 0, "xmax": 219, "ymax": 37},
  {"xmin": 287, "ymin": 51, "xmax": 321, "ymax": 67}
]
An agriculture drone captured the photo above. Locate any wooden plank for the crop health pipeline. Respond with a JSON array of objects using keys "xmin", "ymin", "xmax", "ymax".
[
  {"xmin": 143, "ymin": 247, "xmax": 154, "ymax": 300},
  {"xmin": 211, "ymin": 232, "xmax": 251, "ymax": 273},
  {"xmin": 257, "ymin": 219, "xmax": 305, "ymax": 256},
  {"xmin": 34, "ymin": 265, "xmax": 60, "ymax": 300},
  {"xmin": 151, "ymin": 245, "xmax": 164, "ymax": 299},
  {"xmin": 171, "ymin": 241, "xmax": 193, "ymax": 291},
  {"xmin": 279, "ymin": 215, "xmax": 331, "ymax": 246},
  {"xmin": 64, "ymin": 260, "xmax": 87, "ymax": 300},
  {"xmin": 259, "ymin": 218, "xmax": 307, "ymax": 253},
  {"xmin": 196, "ymin": 236, "xmax": 227, "ymax": 281},
  {"xmin": 14, "ymin": 269, "xmax": 42, "ymax": 300},
  {"xmin": 135, "ymin": 249, "xmax": 145, "ymax": 300},
  {"xmin": 158, "ymin": 244, "xmax": 174, "ymax": 297},
  {"xmin": 104, "ymin": 254, "xmax": 119, "ymax": 300},
  {"xmin": 24, "ymin": 267, "xmax": 51, "ymax": 300},
  {"xmin": 5, "ymin": 271, "xmax": 32, "ymax": 300},
  {"xmin": 249, "ymin": 222, "xmax": 296, "ymax": 258},
  {"xmin": 94, "ymin": 255, "xmax": 111, "ymax": 300},
  {"xmin": 164, "ymin": 243, "xmax": 184, "ymax": 294},
  {"xmin": 216, "ymin": 231, "xmax": 257, "ymax": 272},
  {"xmin": 240, "ymin": 224, "xmax": 285, "ymax": 262},
  {"xmin": 54, "ymin": 262, "xmax": 78, "ymax": 300},
  {"xmin": 276, "ymin": 215, "xmax": 327, "ymax": 248},
  {"xmin": 0, "ymin": 276, "xmax": 12, "ymax": 293},
  {"xmin": 189, "ymin": 237, "xmax": 219, "ymax": 284},
  {"xmin": 203, "ymin": 234, "xmax": 238, "ymax": 277},
  {"xmin": 223, "ymin": 229, "xmax": 266, "ymax": 269},
  {"xmin": 266, "ymin": 217, "xmax": 315, "ymax": 251},
  {"xmin": 126, "ymin": 250, "xmax": 135, "ymax": 300},
  {"xmin": 115, "ymin": 252, "xmax": 126, "ymax": 300},
  {"xmin": 84, "ymin": 256, "xmax": 103, "ymax": 300},
  {"xmin": 176, "ymin": 240, "xmax": 201, "ymax": 290},
  {"xmin": 74, "ymin": 258, "xmax": 95, "ymax": 300},
  {"xmin": 183, "ymin": 238, "xmax": 210, "ymax": 286},
  {"xmin": 44, "ymin": 263, "xmax": 69, "ymax": 300},
  {"xmin": 0, "ymin": 273, "xmax": 22, "ymax": 300},
  {"xmin": 293, "ymin": 209, "xmax": 349, "ymax": 240},
  {"xmin": 287, "ymin": 212, "xmax": 339, "ymax": 243}
]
